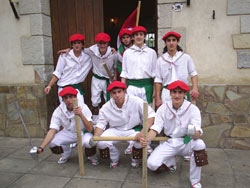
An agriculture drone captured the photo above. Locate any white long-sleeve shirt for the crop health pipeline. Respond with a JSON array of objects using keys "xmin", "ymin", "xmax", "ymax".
[
  {"xmin": 96, "ymin": 94, "xmax": 155, "ymax": 131},
  {"xmin": 53, "ymin": 49, "xmax": 92, "ymax": 87},
  {"xmin": 154, "ymin": 51, "xmax": 197, "ymax": 86},
  {"xmin": 150, "ymin": 100, "xmax": 202, "ymax": 146},
  {"xmin": 50, "ymin": 102, "xmax": 92, "ymax": 133},
  {"xmin": 84, "ymin": 44, "xmax": 118, "ymax": 78},
  {"xmin": 120, "ymin": 44, "xmax": 157, "ymax": 79}
]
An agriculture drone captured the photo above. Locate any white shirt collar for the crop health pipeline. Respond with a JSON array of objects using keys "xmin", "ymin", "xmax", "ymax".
[{"xmin": 89, "ymin": 44, "xmax": 112, "ymax": 58}]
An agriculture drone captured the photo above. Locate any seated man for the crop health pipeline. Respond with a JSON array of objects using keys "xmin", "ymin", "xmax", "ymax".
[
  {"xmin": 140, "ymin": 80, "xmax": 208, "ymax": 188},
  {"xmin": 92, "ymin": 81, "xmax": 155, "ymax": 168},
  {"xmin": 37, "ymin": 87, "xmax": 98, "ymax": 165}
]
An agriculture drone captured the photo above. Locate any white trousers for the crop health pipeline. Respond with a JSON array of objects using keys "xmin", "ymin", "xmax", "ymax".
[
  {"xmin": 58, "ymin": 87, "xmax": 84, "ymax": 104},
  {"xmin": 161, "ymin": 88, "xmax": 171, "ymax": 103},
  {"xmin": 91, "ymin": 76, "xmax": 107, "ymax": 107},
  {"xmin": 127, "ymin": 85, "xmax": 147, "ymax": 102},
  {"xmin": 97, "ymin": 128, "xmax": 142, "ymax": 162},
  {"xmin": 147, "ymin": 139, "xmax": 206, "ymax": 185},
  {"xmin": 49, "ymin": 129, "xmax": 93, "ymax": 158}
]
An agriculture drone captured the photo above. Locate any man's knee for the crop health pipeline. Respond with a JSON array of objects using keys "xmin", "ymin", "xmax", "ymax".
[{"xmin": 193, "ymin": 139, "xmax": 206, "ymax": 151}]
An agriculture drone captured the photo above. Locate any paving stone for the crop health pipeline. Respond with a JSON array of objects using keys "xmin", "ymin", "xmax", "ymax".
[
  {"xmin": 0, "ymin": 158, "xmax": 39, "ymax": 173},
  {"xmin": 241, "ymin": 15, "xmax": 250, "ymax": 33},
  {"xmin": 227, "ymin": 0, "xmax": 250, "ymax": 15},
  {"xmin": 235, "ymin": 173, "xmax": 250, "ymax": 188},
  {"xmin": 0, "ymin": 172, "xmax": 23, "ymax": 188},
  {"xmin": 0, "ymin": 137, "xmax": 28, "ymax": 149},
  {"xmin": 7, "ymin": 174, "xmax": 70, "ymax": 188},
  {"xmin": 237, "ymin": 49, "xmax": 250, "ymax": 68},
  {"xmin": 0, "ymin": 147, "xmax": 18, "ymax": 159},
  {"xmin": 65, "ymin": 178, "xmax": 122, "ymax": 188}
]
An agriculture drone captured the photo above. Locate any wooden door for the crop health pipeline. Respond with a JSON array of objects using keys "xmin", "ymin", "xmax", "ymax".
[{"xmin": 50, "ymin": 0, "xmax": 104, "ymax": 108}]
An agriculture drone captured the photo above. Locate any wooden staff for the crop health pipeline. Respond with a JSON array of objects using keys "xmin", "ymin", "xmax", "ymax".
[
  {"xmin": 136, "ymin": 0, "xmax": 141, "ymax": 26},
  {"xmin": 92, "ymin": 136, "xmax": 168, "ymax": 141},
  {"xmin": 142, "ymin": 102, "xmax": 148, "ymax": 188},
  {"xmin": 103, "ymin": 62, "xmax": 113, "ymax": 81},
  {"xmin": 73, "ymin": 98, "xmax": 85, "ymax": 176}
]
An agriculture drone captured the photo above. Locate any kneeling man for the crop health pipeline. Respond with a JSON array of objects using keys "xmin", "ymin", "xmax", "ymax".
[
  {"xmin": 93, "ymin": 81, "xmax": 155, "ymax": 168},
  {"xmin": 140, "ymin": 80, "xmax": 208, "ymax": 188},
  {"xmin": 37, "ymin": 87, "xmax": 98, "ymax": 165}
]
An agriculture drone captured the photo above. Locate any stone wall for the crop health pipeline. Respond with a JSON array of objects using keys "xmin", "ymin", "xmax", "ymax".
[
  {"xmin": 197, "ymin": 85, "xmax": 250, "ymax": 149},
  {"xmin": 0, "ymin": 85, "xmax": 58, "ymax": 138}
]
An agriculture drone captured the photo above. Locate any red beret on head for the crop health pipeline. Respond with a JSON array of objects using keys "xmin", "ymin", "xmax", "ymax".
[
  {"xmin": 69, "ymin": 34, "xmax": 85, "ymax": 42},
  {"xmin": 107, "ymin": 81, "xmax": 127, "ymax": 92},
  {"xmin": 167, "ymin": 80, "xmax": 190, "ymax": 92},
  {"xmin": 95, "ymin": 32, "xmax": 111, "ymax": 42},
  {"xmin": 59, "ymin": 87, "xmax": 78, "ymax": 97},
  {"xmin": 119, "ymin": 29, "xmax": 132, "ymax": 38},
  {"xmin": 162, "ymin": 31, "xmax": 181, "ymax": 41},
  {"xmin": 132, "ymin": 26, "xmax": 147, "ymax": 35}
]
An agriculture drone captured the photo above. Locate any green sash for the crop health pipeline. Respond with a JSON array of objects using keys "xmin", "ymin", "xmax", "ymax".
[
  {"xmin": 60, "ymin": 83, "xmax": 85, "ymax": 95},
  {"xmin": 93, "ymin": 73, "xmax": 110, "ymax": 101},
  {"xmin": 127, "ymin": 78, "xmax": 153, "ymax": 103},
  {"xmin": 133, "ymin": 124, "xmax": 142, "ymax": 132}
]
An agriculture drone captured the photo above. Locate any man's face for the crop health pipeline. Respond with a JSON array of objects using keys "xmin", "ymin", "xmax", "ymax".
[
  {"xmin": 72, "ymin": 41, "xmax": 83, "ymax": 52},
  {"xmin": 62, "ymin": 94, "xmax": 76, "ymax": 111},
  {"xmin": 121, "ymin": 34, "xmax": 132, "ymax": 47},
  {"xmin": 110, "ymin": 88, "xmax": 126, "ymax": 107},
  {"xmin": 97, "ymin": 41, "xmax": 109, "ymax": 55},
  {"xmin": 165, "ymin": 36, "xmax": 179, "ymax": 52},
  {"xmin": 133, "ymin": 32, "xmax": 145, "ymax": 46},
  {"xmin": 170, "ymin": 88, "xmax": 186, "ymax": 108}
]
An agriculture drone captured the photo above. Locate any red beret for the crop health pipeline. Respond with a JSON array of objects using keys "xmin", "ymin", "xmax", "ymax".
[
  {"xmin": 95, "ymin": 32, "xmax": 111, "ymax": 42},
  {"xmin": 162, "ymin": 31, "xmax": 181, "ymax": 41},
  {"xmin": 59, "ymin": 87, "xmax": 78, "ymax": 97},
  {"xmin": 167, "ymin": 80, "xmax": 190, "ymax": 92},
  {"xmin": 69, "ymin": 34, "xmax": 85, "ymax": 42},
  {"xmin": 119, "ymin": 29, "xmax": 132, "ymax": 38},
  {"xmin": 132, "ymin": 26, "xmax": 147, "ymax": 35},
  {"xmin": 107, "ymin": 81, "xmax": 127, "ymax": 92}
]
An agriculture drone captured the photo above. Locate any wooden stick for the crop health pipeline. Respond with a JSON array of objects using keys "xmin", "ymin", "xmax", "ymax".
[
  {"xmin": 73, "ymin": 98, "xmax": 85, "ymax": 176},
  {"xmin": 103, "ymin": 62, "xmax": 113, "ymax": 81},
  {"xmin": 142, "ymin": 102, "xmax": 148, "ymax": 188},
  {"xmin": 136, "ymin": 0, "xmax": 141, "ymax": 26},
  {"xmin": 92, "ymin": 136, "xmax": 168, "ymax": 141}
]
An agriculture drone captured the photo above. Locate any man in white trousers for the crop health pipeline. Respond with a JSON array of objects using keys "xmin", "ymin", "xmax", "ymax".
[
  {"xmin": 44, "ymin": 34, "xmax": 92, "ymax": 104},
  {"xmin": 140, "ymin": 80, "xmax": 208, "ymax": 188},
  {"xmin": 92, "ymin": 81, "xmax": 155, "ymax": 168},
  {"xmin": 37, "ymin": 87, "xmax": 98, "ymax": 165}
]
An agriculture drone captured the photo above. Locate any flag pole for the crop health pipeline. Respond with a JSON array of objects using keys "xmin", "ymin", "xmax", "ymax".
[{"xmin": 136, "ymin": 0, "xmax": 141, "ymax": 26}]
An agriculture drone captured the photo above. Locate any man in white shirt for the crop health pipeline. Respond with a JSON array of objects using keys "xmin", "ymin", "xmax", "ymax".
[
  {"xmin": 93, "ymin": 81, "xmax": 155, "ymax": 168},
  {"xmin": 120, "ymin": 26, "xmax": 157, "ymax": 104},
  {"xmin": 140, "ymin": 80, "xmax": 208, "ymax": 188},
  {"xmin": 37, "ymin": 87, "xmax": 98, "ymax": 165},
  {"xmin": 84, "ymin": 32, "xmax": 118, "ymax": 123}
]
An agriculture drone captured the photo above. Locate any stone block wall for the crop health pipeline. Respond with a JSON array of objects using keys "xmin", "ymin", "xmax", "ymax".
[
  {"xmin": 197, "ymin": 85, "xmax": 250, "ymax": 150},
  {"xmin": 0, "ymin": 85, "xmax": 58, "ymax": 138}
]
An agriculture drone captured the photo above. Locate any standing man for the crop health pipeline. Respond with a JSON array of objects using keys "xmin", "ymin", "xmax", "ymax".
[
  {"xmin": 120, "ymin": 26, "xmax": 157, "ymax": 104},
  {"xmin": 140, "ymin": 80, "xmax": 208, "ymax": 188},
  {"xmin": 84, "ymin": 32, "xmax": 118, "ymax": 123},
  {"xmin": 37, "ymin": 87, "xmax": 98, "ymax": 165},
  {"xmin": 44, "ymin": 34, "xmax": 92, "ymax": 104},
  {"xmin": 117, "ymin": 29, "xmax": 133, "ymax": 80},
  {"xmin": 92, "ymin": 81, "xmax": 155, "ymax": 168},
  {"xmin": 155, "ymin": 31, "xmax": 199, "ymax": 107}
]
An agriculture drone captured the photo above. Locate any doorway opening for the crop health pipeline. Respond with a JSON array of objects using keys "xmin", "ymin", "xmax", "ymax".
[{"xmin": 103, "ymin": 0, "xmax": 157, "ymax": 50}]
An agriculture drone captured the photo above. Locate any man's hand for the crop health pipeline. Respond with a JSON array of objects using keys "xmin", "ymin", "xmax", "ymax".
[
  {"xmin": 190, "ymin": 88, "xmax": 199, "ymax": 101},
  {"xmin": 135, "ymin": 132, "xmax": 143, "ymax": 141},
  {"xmin": 37, "ymin": 146, "xmax": 44, "ymax": 154},
  {"xmin": 155, "ymin": 97, "xmax": 163, "ymax": 107},
  {"xmin": 192, "ymin": 130, "xmax": 201, "ymax": 140},
  {"xmin": 44, "ymin": 86, "xmax": 51, "ymax": 94},
  {"xmin": 57, "ymin": 48, "xmax": 71, "ymax": 55},
  {"xmin": 111, "ymin": 48, "xmax": 117, "ymax": 54},
  {"xmin": 73, "ymin": 106, "xmax": 82, "ymax": 116},
  {"xmin": 140, "ymin": 137, "xmax": 147, "ymax": 147}
]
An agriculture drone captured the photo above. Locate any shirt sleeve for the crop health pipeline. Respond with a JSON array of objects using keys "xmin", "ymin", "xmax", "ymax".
[
  {"xmin": 190, "ymin": 105, "xmax": 203, "ymax": 135},
  {"xmin": 150, "ymin": 105, "xmax": 165, "ymax": 134},
  {"xmin": 53, "ymin": 54, "xmax": 66, "ymax": 79},
  {"xmin": 81, "ymin": 104, "xmax": 92, "ymax": 122},
  {"xmin": 113, "ymin": 53, "xmax": 118, "ymax": 69},
  {"xmin": 49, "ymin": 109, "xmax": 62, "ymax": 131},
  {"xmin": 151, "ymin": 50, "xmax": 157, "ymax": 78},
  {"xmin": 154, "ymin": 58, "xmax": 163, "ymax": 83},
  {"xmin": 95, "ymin": 107, "xmax": 108, "ymax": 130},
  {"xmin": 187, "ymin": 55, "xmax": 198, "ymax": 77},
  {"xmin": 120, "ymin": 51, "xmax": 128, "ymax": 78}
]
